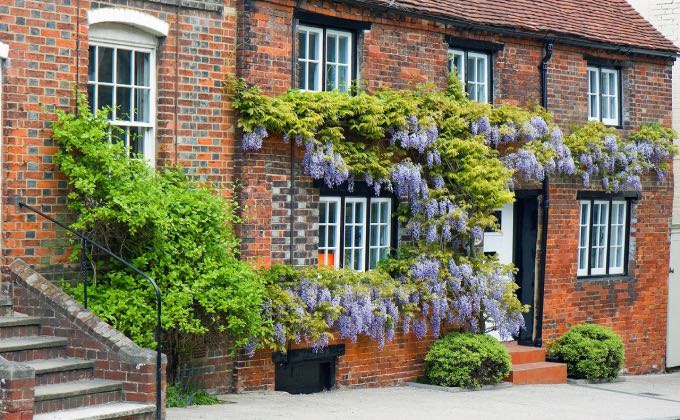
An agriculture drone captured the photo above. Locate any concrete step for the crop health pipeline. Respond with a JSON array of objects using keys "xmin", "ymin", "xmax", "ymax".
[
  {"xmin": 507, "ymin": 361, "xmax": 568, "ymax": 385},
  {"xmin": 33, "ymin": 402, "xmax": 156, "ymax": 420},
  {"xmin": 26, "ymin": 358, "xmax": 95, "ymax": 385},
  {"xmin": 34, "ymin": 379, "xmax": 124, "ymax": 414},
  {"xmin": 0, "ymin": 315, "xmax": 41, "ymax": 338},
  {"xmin": 0, "ymin": 335, "xmax": 68, "ymax": 361},
  {"xmin": 503, "ymin": 342, "xmax": 546, "ymax": 365}
]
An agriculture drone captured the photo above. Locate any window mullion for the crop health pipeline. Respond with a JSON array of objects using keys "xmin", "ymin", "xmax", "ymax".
[
  {"xmin": 605, "ymin": 199, "xmax": 613, "ymax": 275},
  {"xmin": 588, "ymin": 199, "xmax": 594, "ymax": 276}
]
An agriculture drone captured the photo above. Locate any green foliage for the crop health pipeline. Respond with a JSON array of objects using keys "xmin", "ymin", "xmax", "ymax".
[
  {"xmin": 166, "ymin": 384, "xmax": 220, "ymax": 408},
  {"xmin": 548, "ymin": 324, "xmax": 625, "ymax": 381},
  {"xmin": 424, "ymin": 332, "xmax": 511, "ymax": 388},
  {"xmin": 53, "ymin": 92, "xmax": 264, "ymax": 368}
]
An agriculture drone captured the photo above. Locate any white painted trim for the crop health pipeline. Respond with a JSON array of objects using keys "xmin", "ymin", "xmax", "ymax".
[
  {"xmin": 88, "ymin": 8, "xmax": 169, "ymax": 37},
  {"xmin": 0, "ymin": 42, "xmax": 8, "ymax": 59}
]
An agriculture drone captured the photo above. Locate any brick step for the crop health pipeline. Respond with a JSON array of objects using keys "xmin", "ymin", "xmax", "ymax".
[
  {"xmin": 0, "ymin": 315, "xmax": 41, "ymax": 338},
  {"xmin": 0, "ymin": 335, "xmax": 68, "ymax": 361},
  {"xmin": 26, "ymin": 358, "xmax": 95, "ymax": 385},
  {"xmin": 34, "ymin": 379, "xmax": 124, "ymax": 414},
  {"xmin": 503, "ymin": 342, "xmax": 546, "ymax": 365},
  {"xmin": 33, "ymin": 402, "xmax": 156, "ymax": 420},
  {"xmin": 0, "ymin": 296, "xmax": 12, "ymax": 316},
  {"xmin": 507, "ymin": 361, "xmax": 567, "ymax": 385}
]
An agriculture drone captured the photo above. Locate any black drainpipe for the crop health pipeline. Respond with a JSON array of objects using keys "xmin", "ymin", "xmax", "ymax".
[
  {"xmin": 535, "ymin": 40, "xmax": 553, "ymax": 347},
  {"xmin": 289, "ymin": 16, "xmax": 299, "ymax": 266}
]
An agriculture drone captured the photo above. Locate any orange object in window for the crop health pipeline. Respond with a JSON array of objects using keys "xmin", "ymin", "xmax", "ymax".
[{"xmin": 318, "ymin": 252, "xmax": 334, "ymax": 268}]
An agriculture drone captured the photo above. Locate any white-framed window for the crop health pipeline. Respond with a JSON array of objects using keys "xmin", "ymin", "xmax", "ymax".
[
  {"xmin": 87, "ymin": 24, "xmax": 157, "ymax": 163},
  {"xmin": 369, "ymin": 198, "xmax": 391, "ymax": 270},
  {"xmin": 344, "ymin": 197, "xmax": 367, "ymax": 271},
  {"xmin": 297, "ymin": 25, "xmax": 353, "ymax": 92},
  {"xmin": 587, "ymin": 66, "xmax": 620, "ymax": 126},
  {"xmin": 318, "ymin": 197, "xmax": 341, "ymax": 268},
  {"xmin": 577, "ymin": 198, "xmax": 630, "ymax": 277},
  {"xmin": 319, "ymin": 194, "xmax": 393, "ymax": 271},
  {"xmin": 448, "ymin": 48, "xmax": 490, "ymax": 103}
]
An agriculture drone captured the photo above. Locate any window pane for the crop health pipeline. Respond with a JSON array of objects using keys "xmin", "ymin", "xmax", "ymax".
[
  {"xmin": 319, "ymin": 225, "xmax": 327, "ymax": 247},
  {"xmin": 319, "ymin": 202, "xmax": 327, "ymax": 223},
  {"xmin": 381, "ymin": 202, "xmax": 389, "ymax": 222},
  {"xmin": 326, "ymin": 64, "xmax": 337, "ymax": 91},
  {"xmin": 380, "ymin": 225, "xmax": 388, "ymax": 246},
  {"xmin": 97, "ymin": 47, "xmax": 113, "ymax": 83},
  {"xmin": 338, "ymin": 36, "xmax": 349, "ymax": 64},
  {"xmin": 129, "ymin": 127, "xmax": 145, "ymax": 156},
  {"xmin": 135, "ymin": 52, "xmax": 150, "ymax": 87},
  {"xmin": 309, "ymin": 62, "xmax": 319, "ymax": 91},
  {"xmin": 355, "ymin": 203, "xmax": 364, "ymax": 223},
  {"xmin": 371, "ymin": 203, "xmax": 379, "ymax": 223},
  {"xmin": 477, "ymin": 58, "xmax": 486, "ymax": 85},
  {"xmin": 467, "ymin": 57, "xmax": 477, "ymax": 83},
  {"xmin": 327, "ymin": 34, "xmax": 337, "ymax": 62},
  {"xmin": 345, "ymin": 203, "xmax": 353, "ymax": 223},
  {"xmin": 353, "ymin": 249, "xmax": 362, "ymax": 270},
  {"xmin": 88, "ymin": 46, "xmax": 96, "ymax": 81},
  {"xmin": 309, "ymin": 32, "xmax": 318, "ymax": 60},
  {"xmin": 87, "ymin": 84, "xmax": 96, "ymax": 112},
  {"xmin": 298, "ymin": 31, "xmax": 307, "ymax": 60},
  {"xmin": 370, "ymin": 225, "xmax": 378, "ymax": 246},
  {"xmin": 345, "ymin": 226, "xmax": 352, "ymax": 247},
  {"xmin": 370, "ymin": 249, "xmax": 378, "ymax": 270},
  {"xmin": 298, "ymin": 62, "xmax": 306, "ymax": 90},
  {"xmin": 338, "ymin": 66, "xmax": 349, "ymax": 92},
  {"xmin": 117, "ymin": 49, "xmax": 132, "ymax": 85},
  {"xmin": 116, "ymin": 87, "xmax": 132, "ymax": 121},
  {"xmin": 135, "ymin": 89, "xmax": 150, "ymax": 123},
  {"xmin": 328, "ymin": 226, "xmax": 336, "ymax": 247},
  {"xmin": 329, "ymin": 202, "xmax": 337, "ymax": 223},
  {"xmin": 98, "ymin": 85, "xmax": 113, "ymax": 111}
]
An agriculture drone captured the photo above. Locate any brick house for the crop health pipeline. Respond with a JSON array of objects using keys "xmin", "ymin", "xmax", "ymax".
[{"xmin": 0, "ymin": 0, "xmax": 676, "ymax": 411}]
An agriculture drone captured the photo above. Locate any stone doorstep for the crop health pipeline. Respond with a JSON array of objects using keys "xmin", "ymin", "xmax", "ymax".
[
  {"xmin": 34, "ymin": 379, "xmax": 123, "ymax": 402},
  {"xmin": 406, "ymin": 381, "xmax": 513, "ymax": 393},
  {"xmin": 25, "ymin": 358, "xmax": 95, "ymax": 375},
  {"xmin": 508, "ymin": 362, "xmax": 568, "ymax": 385},
  {"xmin": 0, "ymin": 335, "xmax": 68, "ymax": 352},
  {"xmin": 32, "ymin": 402, "xmax": 156, "ymax": 420}
]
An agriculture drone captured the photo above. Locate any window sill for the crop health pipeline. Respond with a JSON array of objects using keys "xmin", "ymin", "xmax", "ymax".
[{"xmin": 575, "ymin": 274, "xmax": 632, "ymax": 282}]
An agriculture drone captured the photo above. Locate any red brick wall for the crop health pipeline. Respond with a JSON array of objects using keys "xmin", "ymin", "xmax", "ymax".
[
  {"xmin": 235, "ymin": 329, "xmax": 438, "ymax": 392},
  {"xmin": 0, "ymin": 0, "xmax": 237, "ymax": 272},
  {"xmin": 542, "ymin": 175, "xmax": 673, "ymax": 373}
]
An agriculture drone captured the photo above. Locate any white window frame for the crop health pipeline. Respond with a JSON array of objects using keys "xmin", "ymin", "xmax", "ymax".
[
  {"xmin": 587, "ymin": 65, "xmax": 620, "ymax": 126},
  {"xmin": 448, "ymin": 48, "xmax": 465, "ymax": 84},
  {"xmin": 577, "ymin": 198, "xmax": 630, "ymax": 277},
  {"xmin": 88, "ymin": 25, "xmax": 157, "ymax": 164},
  {"xmin": 343, "ymin": 197, "xmax": 367, "ymax": 271},
  {"xmin": 608, "ymin": 201, "xmax": 627, "ymax": 275},
  {"xmin": 601, "ymin": 69, "xmax": 619, "ymax": 126},
  {"xmin": 296, "ymin": 25, "xmax": 323, "ymax": 92},
  {"xmin": 318, "ymin": 197, "xmax": 341, "ymax": 268},
  {"xmin": 447, "ymin": 48, "xmax": 489, "ymax": 103},
  {"xmin": 369, "ymin": 198, "xmax": 391, "ymax": 270},
  {"xmin": 577, "ymin": 201, "xmax": 591, "ymax": 277},
  {"xmin": 325, "ymin": 29, "xmax": 352, "ymax": 92}
]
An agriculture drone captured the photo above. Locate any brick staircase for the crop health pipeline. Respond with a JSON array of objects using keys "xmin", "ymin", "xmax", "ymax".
[
  {"xmin": 503, "ymin": 341, "xmax": 567, "ymax": 385},
  {"xmin": 0, "ymin": 294, "xmax": 156, "ymax": 419}
]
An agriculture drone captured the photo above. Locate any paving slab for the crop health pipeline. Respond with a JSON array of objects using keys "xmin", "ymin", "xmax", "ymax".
[{"xmin": 167, "ymin": 372, "xmax": 680, "ymax": 420}]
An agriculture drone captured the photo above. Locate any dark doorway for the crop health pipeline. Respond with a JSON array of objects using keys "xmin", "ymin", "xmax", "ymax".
[{"xmin": 513, "ymin": 194, "xmax": 539, "ymax": 345}]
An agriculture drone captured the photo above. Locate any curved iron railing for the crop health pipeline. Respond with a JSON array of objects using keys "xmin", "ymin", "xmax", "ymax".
[{"xmin": 18, "ymin": 202, "xmax": 163, "ymax": 420}]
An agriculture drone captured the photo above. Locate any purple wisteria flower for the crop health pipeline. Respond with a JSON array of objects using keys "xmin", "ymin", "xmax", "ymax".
[{"xmin": 242, "ymin": 126, "xmax": 268, "ymax": 151}]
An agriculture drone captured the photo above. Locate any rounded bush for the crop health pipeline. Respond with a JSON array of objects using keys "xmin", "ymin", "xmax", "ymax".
[
  {"xmin": 424, "ymin": 332, "xmax": 511, "ymax": 388},
  {"xmin": 548, "ymin": 324, "xmax": 624, "ymax": 381}
]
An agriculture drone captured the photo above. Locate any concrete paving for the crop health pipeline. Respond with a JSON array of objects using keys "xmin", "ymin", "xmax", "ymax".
[{"xmin": 167, "ymin": 372, "xmax": 680, "ymax": 420}]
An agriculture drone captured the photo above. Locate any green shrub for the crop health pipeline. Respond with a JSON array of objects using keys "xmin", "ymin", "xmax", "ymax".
[
  {"xmin": 166, "ymin": 384, "xmax": 220, "ymax": 408},
  {"xmin": 424, "ymin": 332, "xmax": 510, "ymax": 388},
  {"xmin": 548, "ymin": 324, "xmax": 624, "ymax": 381}
]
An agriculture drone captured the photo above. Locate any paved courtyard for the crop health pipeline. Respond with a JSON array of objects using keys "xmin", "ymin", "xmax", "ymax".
[
  {"xmin": 168, "ymin": 373, "xmax": 680, "ymax": 420},
  {"xmin": 167, "ymin": 372, "xmax": 680, "ymax": 420}
]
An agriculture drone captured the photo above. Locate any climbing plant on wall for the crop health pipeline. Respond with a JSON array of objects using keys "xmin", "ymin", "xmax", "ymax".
[{"xmin": 229, "ymin": 75, "xmax": 676, "ymax": 354}]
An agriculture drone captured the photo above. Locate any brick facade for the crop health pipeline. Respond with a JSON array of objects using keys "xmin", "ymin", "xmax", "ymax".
[
  {"xmin": 0, "ymin": 0, "xmax": 238, "ymax": 275},
  {"xmin": 0, "ymin": 0, "xmax": 674, "ymax": 397}
]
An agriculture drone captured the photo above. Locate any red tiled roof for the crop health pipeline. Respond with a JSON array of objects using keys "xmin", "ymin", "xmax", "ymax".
[{"xmin": 357, "ymin": 0, "xmax": 679, "ymax": 54}]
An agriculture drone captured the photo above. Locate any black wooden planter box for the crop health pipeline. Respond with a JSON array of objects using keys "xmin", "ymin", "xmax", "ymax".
[{"xmin": 272, "ymin": 344, "xmax": 346, "ymax": 394}]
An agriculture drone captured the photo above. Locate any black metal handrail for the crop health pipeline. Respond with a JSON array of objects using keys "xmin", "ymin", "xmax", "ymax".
[{"xmin": 18, "ymin": 202, "xmax": 162, "ymax": 420}]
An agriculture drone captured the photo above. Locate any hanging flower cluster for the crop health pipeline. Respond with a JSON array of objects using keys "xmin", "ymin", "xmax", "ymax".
[{"xmin": 251, "ymin": 260, "xmax": 526, "ymax": 354}]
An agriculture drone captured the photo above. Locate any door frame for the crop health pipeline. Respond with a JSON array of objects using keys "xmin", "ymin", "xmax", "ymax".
[{"xmin": 668, "ymin": 228, "xmax": 680, "ymax": 368}]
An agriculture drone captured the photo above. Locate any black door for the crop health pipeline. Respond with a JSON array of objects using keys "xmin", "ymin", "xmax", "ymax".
[{"xmin": 513, "ymin": 195, "xmax": 539, "ymax": 345}]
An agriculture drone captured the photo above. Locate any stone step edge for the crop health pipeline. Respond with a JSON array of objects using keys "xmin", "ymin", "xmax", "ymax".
[
  {"xmin": 25, "ymin": 358, "xmax": 95, "ymax": 375},
  {"xmin": 0, "ymin": 315, "xmax": 41, "ymax": 327},
  {"xmin": 0, "ymin": 336, "xmax": 68, "ymax": 352},
  {"xmin": 32, "ymin": 402, "xmax": 156, "ymax": 420},
  {"xmin": 510, "ymin": 361, "xmax": 567, "ymax": 372},
  {"xmin": 34, "ymin": 379, "xmax": 123, "ymax": 402}
]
